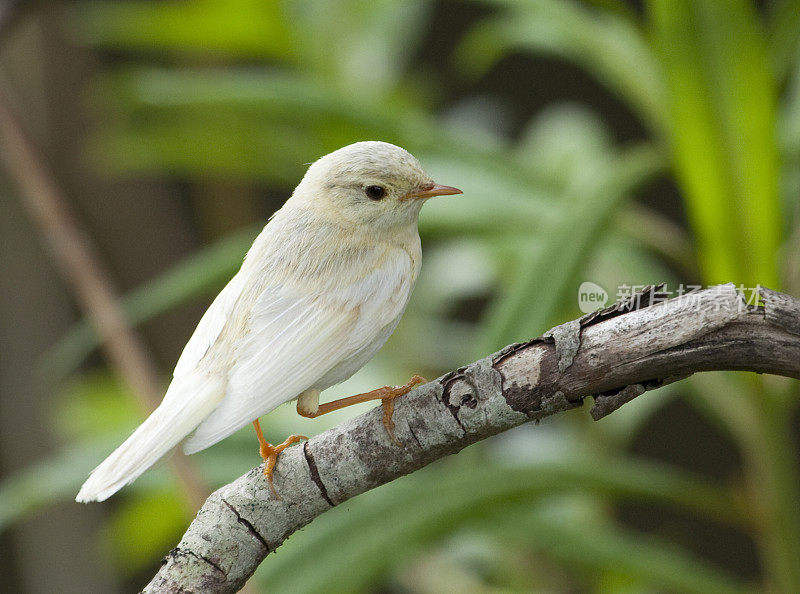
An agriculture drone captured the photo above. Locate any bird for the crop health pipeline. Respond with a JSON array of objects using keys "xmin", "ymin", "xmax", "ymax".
[{"xmin": 76, "ymin": 141, "xmax": 462, "ymax": 502}]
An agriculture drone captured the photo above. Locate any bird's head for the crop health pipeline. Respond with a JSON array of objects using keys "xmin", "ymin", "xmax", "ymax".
[{"xmin": 290, "ymin": 141, "xmax": 461, "ymax": 231}]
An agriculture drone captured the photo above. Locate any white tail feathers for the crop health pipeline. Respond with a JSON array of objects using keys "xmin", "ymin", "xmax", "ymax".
[{"xmin": 76, "ymin": 374, "xmax": 224, "ymax": 502}]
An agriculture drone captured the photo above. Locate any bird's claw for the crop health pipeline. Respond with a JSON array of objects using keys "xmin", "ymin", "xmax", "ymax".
[
  {"xmin": 255, "ymin": 431, "xmax": 307, "ymax": 499},
  {"xmin": 380, "ymin": 374, "xmax": 426, "ymax": 447}
]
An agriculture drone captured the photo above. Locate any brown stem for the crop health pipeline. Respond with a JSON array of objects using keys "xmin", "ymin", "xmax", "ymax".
[{"xmin": 0, "ymin": 87, "xmax": 208, "ymax": 510}]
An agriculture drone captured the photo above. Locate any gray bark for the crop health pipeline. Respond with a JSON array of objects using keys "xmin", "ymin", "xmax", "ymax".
[{"xmin": 144, "ymin": 284, "xmax": 800, "ymax": 593}]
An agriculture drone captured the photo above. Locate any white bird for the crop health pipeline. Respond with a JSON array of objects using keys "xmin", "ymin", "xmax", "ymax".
[{"xmin": 76, "ymin": 141, "xmax": 461, "ymax": 502}]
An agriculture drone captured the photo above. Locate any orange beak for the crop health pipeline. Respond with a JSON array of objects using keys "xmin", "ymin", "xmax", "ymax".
[{"xmin": 403, "ymin": 182, "xmax": 463, "ymax": 200}]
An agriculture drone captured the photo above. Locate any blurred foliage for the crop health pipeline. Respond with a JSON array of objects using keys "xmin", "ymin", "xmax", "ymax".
[{"xmin": 2, "ymin": 0, "xmax": 798, "ymax": 592}]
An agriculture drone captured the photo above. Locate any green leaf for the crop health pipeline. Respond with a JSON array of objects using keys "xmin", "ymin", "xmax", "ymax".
[
  {"xmin": 102, "ymin": 492, "xmax": 191, "ymax": 575},
  {"xmin": 615, "ymin": 203, "xmax": 697, "ymax": 276},
  {"xmin": 494, "ymin": 510, "xmax": 753, "ymax": 594},
  {"xmin": 778, "ymin": 35, "xmax": 800, "ymax": 228},
  {"xmin": 72, "ymin": 0, "xmax": 294, "ymax": 58},
  {"xmin": 42, "ymin": 226, "xmax": 258, "ymax": 384},
  {"xmin": 84, "ymin": 67, "xmax": 484, "ymax": 181},
  {"xmin": 55, "ymin": 372, "xmax": 143, "ymax": 440},
  {"xmin": 648, "ymin": 0, "xmax": 782, "ymax": 288},
  {"xmin": 0, "ymin": 439, "xmax": 120, "ymax": 533},
  {"xmin": 457, "ymin": 0, "xmax": 667, "ymax": 133},
  {"xmin": 257, "ymin": 457, "xmax": 747, "ymax": 592},
  {"xmin": 766, "ymin": 0, "xmax": 800, "ymax": 83},
  {"xmin": 479, "ymin": 139, "xmax": 663, "ymax": 351}
]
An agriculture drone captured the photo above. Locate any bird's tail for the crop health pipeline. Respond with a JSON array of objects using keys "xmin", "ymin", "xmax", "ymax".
[{"xmin": 76, "ymin": 374, "xmax": 224, "ymax": 502}]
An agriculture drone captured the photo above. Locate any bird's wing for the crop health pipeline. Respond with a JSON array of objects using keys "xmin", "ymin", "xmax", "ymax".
[
  {"xmin": 75, "ymin": 268, "xmax": 255, "ymax": 501},
  {"xmin": 183, "ymin": 253, "xmax": 410, "ymax": 453},
  {"xmin": 172, "ymin": 270, "xmax": 249, "ymax": 380}
]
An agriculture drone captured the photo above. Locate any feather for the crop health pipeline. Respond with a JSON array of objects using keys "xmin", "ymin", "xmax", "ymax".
[
  {"xmin": 183, "ymin": 255, "xmax": 409, "ymax": 452},
  {"xmin": 173, "ymin": 271, "xmax": 248, "ymax": 378},
  {"xmin": 75, "ymin": 268, "xmax": 252, "ymax": 501},
  {"xmin": 182, "ymin": 293, "xmax": 353, "ymax": 452},
  {"xmin": 75, "ymin": 372, "xmax": 224, "ymax": 502}
]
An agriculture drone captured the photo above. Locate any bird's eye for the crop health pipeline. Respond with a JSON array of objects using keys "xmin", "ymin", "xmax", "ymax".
[{"xmin": 365, "ymin": 185, "xmax": 386, "ymax": 200}]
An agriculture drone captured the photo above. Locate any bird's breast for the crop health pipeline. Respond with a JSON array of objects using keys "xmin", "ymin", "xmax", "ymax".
[{"xmin": 253, "ymin": 214, "xmax": 421, "ymax": 306}]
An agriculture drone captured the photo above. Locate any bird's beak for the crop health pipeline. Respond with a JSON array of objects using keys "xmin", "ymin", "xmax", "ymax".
[{"xmin": 403, "ymin": 182, "xmax": 463, "ymax": 201}]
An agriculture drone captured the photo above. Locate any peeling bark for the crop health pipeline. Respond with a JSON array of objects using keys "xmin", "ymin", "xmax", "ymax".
[{"xmin": 144, "ymin": 284, "xmax": 800, "ymax": 593}]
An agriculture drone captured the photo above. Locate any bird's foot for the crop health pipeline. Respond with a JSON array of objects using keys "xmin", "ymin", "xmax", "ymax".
[
  {"xmin": 296, "ymin": 375, "xmax": 427, "ymax": 446},
  {"xmin": 252, "ymin": 419, "xmax": 307, "ymax": 498},
  {"xmin": 380, "ymin": 374, "xmax": 426, "ymax": 446}
]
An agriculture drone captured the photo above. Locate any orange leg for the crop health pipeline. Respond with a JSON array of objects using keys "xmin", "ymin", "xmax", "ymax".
[
  {"xmin": 297, "ymin": 375, "xmax": 426, "ymax": 446},
  {"xmin": 252, "ymin": 419, "xmax": 307, "ymax": 498}
]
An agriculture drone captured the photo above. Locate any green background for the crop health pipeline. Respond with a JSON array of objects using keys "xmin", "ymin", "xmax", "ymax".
[{"xmin": 0, "ymin": 1, "xmax": 798, "ymax": 592}]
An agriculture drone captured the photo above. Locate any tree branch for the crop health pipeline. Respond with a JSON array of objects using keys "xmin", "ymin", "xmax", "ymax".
[{"xmin": 144, "ymin": 284, "xmax": 800, "ymax": 593}]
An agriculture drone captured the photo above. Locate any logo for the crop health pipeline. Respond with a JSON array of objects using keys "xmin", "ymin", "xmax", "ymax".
[{"xmin": 578, "ymin": 281, "xmax": 609, "ymax": 313}]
